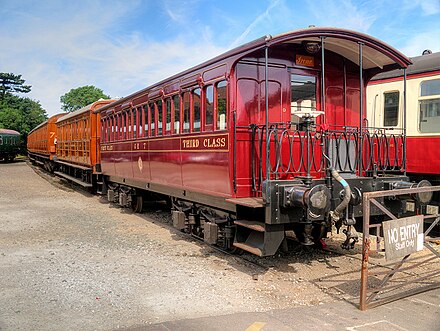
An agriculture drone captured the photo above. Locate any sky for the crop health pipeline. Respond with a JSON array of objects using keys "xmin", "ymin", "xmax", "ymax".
[{"xmin": 1, "ymin": 0, "xmax": 439, "ymax": 116}]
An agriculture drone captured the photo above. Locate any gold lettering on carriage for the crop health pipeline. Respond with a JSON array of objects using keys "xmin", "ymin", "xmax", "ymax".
[
  {"xmin": 296, "ymin": 54, "xmax": 314, "ymax": 67},
  {"xmin": 203, "ymin": 137, "xmax": 226, "ymax": 148},
  {"xmin": 182, "ymin": 139, "xmax": 200, "ymax": 149}
]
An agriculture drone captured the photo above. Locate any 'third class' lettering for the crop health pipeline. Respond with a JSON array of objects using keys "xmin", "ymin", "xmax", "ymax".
[{"xmin": 182, "ymin": 137, "xmax": 226, "ymax": 149}]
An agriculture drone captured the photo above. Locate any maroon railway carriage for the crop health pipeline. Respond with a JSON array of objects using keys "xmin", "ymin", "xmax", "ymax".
[{"xmin": 98, "ymin": 27, "xmax": 429, "ymax": 256}]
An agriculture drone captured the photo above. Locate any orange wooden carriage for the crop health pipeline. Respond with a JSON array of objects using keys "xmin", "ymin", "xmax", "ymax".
[
  {"xmin": 27, "ymin": 113, "xmax": 65, "ymax": 171},
  {"xmin": 54, "ymin": 99, "xmax": 114, "ymax": 188}
]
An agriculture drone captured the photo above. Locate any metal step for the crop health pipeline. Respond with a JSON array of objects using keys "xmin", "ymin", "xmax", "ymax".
[
  {"xmin": 232, "ymin": 242, "xmax": 263, "ymax": 256},
  {"xmin": 234, "ymin": 223, "xmax": 285, "ymax": 257},
  {"xmin": 225, "ymin": 197, "xmax": 264, "ymax": 208},
  {"xmin": 55, "ymin": 160, "xmax": 91, "ymax": 171},
  {"xmin": 54, "ymin": 171, "xmax": 93, "ymax": 188},
  {"xmin": 234, "ymin": 220, "xmax": 265, "ymax": 232}
]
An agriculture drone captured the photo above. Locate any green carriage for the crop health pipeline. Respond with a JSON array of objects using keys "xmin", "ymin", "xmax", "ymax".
[{"xmin": 0, "ymin": 129, "xmax": 20, "ymax": 162}]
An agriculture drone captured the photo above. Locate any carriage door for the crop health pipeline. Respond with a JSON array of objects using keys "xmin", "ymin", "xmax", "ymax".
[{"xmin": 288, "ymin": 70, "xmax": 322, "ymax": 176}]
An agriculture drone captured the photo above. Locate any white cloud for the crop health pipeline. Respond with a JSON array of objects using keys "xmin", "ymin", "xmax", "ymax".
[
  {"xmin": 0, "ymin": 1, "xmax": 226, "ymax": 116},
  {"xmin": 1, "ymin": 0, "xmax": 438, "ymax": 117},
  {"xmin": 402, "ymin": 0, "xmax": 440, "ymax": 15},
  {"xmin": 399, "ymin": 30, "xmax": 440, "ymax": 56},
  {"xmin": 230, "ymin": 0, "xmax": 282, "ymax": 48},
  {"xmin": 307, "ymin": 0, "xmax": 378, "ymax": 32}
]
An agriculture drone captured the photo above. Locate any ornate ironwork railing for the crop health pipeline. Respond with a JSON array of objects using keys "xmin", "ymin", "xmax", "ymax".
[{"xmin": 238, "ymin": 122, "xmax": 405, "ymax": 193}]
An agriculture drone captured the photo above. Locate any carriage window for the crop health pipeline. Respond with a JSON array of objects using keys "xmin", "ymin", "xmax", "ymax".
[
  {"xmin": 119, "ymin": 114, "xmax": 122, "ymax": 140},
  {"xmin": 419, "ymin": 79, "xmax": 440, "ymax": 133},
  {"xmin": 115, "ymin": 114, "xmax": 120, "ymax": 140},
  {"xmin": 183, "ymin": 92, "xmax": 190, "ymax": 133},
  {"xmin": 383, "ymin": 91, "xmax": 399, "ymax": 126},
  {"xmin": 106, "ymin": 118, "xmax": 111, "ymax": 142},
  {"xmin": 216, "ymin": 81, "xmax": 227, "ymax": 130},
  {"xmin": 150, "ymin": 103, "xmax": 156, "ymax": 136},
  {"xmin": 205, "ymin": 85, "xmax": 213, "ymax": 131},
  {"xmin": 133, "ymin": 108, "xmax": 137, "ymax": 138},
  {"xmin": 157, "ymin": 100, "xmax": 163, "ymax": 135},
  {"xmin": 165, "ymin": 97, "xmax": 172, "ymax": 134},
  {"xmin": 121, "ymin": 112, "xmax": 127, "ymax": 140},
  {"xmin": 193, "ymin": 88, "xmax": 201, "ymax": 132},
  {"xmin": 291, "ymin": 74, "xmax": 316, "ymax": 121},
  {"xmin": 110, "ymin": 116, "xmax": 114, "ymax": 142},
  {"xmin": 127, "ymin": 110, "xmax": 132, "ymax": 139},
  {"xmin": 173, "ymin": 95, "xmax": 180, "ymax": 134},
  {"xmin": 137, "ymin": 107, "xmax": 143, "ymax": 137},
  {"xmin": 101, "ymin": 121, "xmax": 104, "ymax": 143},
  {"xmin": 143, "ymin": 104, "xmax": 149, "ymax": 137},
  {"xmin": 106, "ymin": 118, "xmax": 110, "ymax": 142}
]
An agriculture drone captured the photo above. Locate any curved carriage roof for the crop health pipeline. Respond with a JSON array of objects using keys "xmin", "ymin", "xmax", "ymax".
[
  {"xmin": 0, "ymin": 129, "xmax": 20, "ymax": 135},
  {"xmin": 57, "ymin": 99, "xmax": 115, "ymax": 123},
  {"xmin": 28, "ymin": 113, "xmax": 66, "ymax": 135},
  {"xmin": 370, "ymin": 51, "xmax": 439, "ymax": 81},
  {"xmin": 98, "ymin": 27, "xmax": 411, "ymax": 112},
  {"xmin": 267, "ymin": 27, "xmax": 411, "ymax": 69}
]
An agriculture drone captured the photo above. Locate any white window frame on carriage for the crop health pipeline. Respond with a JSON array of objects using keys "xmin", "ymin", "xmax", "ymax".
[{"xmin": 418, "ymin": 78, "xmax": 440, "ymax": 133}]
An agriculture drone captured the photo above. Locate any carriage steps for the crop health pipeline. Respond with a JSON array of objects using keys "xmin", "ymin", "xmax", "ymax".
[{"xmin": 233, "ymin": 219, "xmax": 284, "ymax": 257}]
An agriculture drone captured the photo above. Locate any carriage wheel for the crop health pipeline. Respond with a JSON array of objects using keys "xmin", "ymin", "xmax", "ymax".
[{"xmin": 132, "ymin": 195, "xmax": 144, "ymax": 213}]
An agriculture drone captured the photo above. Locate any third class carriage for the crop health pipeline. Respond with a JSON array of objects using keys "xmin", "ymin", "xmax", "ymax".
[{"xmin": 93, "ymin": 28, "xmax": 431, "ymax": 256}]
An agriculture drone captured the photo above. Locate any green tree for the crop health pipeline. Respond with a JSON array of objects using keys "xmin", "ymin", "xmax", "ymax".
[
  {"xmin": 0, "ymin": 73, "xmax": 32, "ymax": 101},
  {"xmin": 60, "ymin": 85, "xmax": 110, "ymax": 112},
  {"xmin": 0, "ymin": 94, "xmax": 48, "ymax": 152},
  {"xmin": 0, "ymin": 94, "xmax": 48, "ymax": 134}
]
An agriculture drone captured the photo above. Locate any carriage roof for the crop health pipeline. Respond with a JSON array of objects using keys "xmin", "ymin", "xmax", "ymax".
[
  {"xmin": 0, "ymin": 129, "xmax": 20, "ymax": 135},
  {"xmin": 97, "ymin": 26, "xmax": 412, "ymax": 113},
  {"xmin": 371, "ymin": 51, "xmax": 439, "ymax": 81}
]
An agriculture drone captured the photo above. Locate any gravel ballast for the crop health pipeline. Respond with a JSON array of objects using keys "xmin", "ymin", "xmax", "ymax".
[{"xmin": 0, "ymin": 162, "xmax": 383, "ymax": 330}]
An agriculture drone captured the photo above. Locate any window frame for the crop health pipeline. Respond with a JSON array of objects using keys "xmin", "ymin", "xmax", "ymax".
[
  {"xmin": 418, "ymin": 78, "xmax": 440, "ymax": 133},
  {"xmin": 192, "ymin": 88, "xmax": 201, "ymax": 133},
  {"xmin": 165, "ymin": 97, "xmax": 172, "ymax": 135},
  {"xmin": 142, "ymin": 104, "xmax": 149, "ymax": 137},
  {"xmin": 156, "ymin": 99, "xmax": 163, "ymax": 136},
  {"xmin": 215, "ymin": 80, "xmax": 228, "ymax": 131},
  {"xmin": 182, "ymin": 91, "xmax": 191, "ymax": 134},
  {"xmin": 204, "ymin": 84, "xmax": 214, "ymax": 132},
  {"xmin": 172, "ymin": 94, "xmax": 181, "ymax": 135},
  {"xmin": 149, "ymin": 102, "xmax": 156, "ymax": 136},
  {"xmin": 383, "ymin": 90, "xmax": 400, "ymax": 127}
]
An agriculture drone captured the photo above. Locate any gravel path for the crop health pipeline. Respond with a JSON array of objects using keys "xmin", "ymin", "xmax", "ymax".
[{"xmin": 1, "ymin": 162, "xmax": 367, "ymax": 330}]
